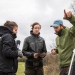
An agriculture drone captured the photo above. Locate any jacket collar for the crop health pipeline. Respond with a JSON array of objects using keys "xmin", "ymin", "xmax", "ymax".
[
  {"xmin": 30, "ymin": 30, "xmax": 40, "ymax": 37},
  {"xmin": 60, "ymin": 27, "xmax": 67, "ymax": 36}
]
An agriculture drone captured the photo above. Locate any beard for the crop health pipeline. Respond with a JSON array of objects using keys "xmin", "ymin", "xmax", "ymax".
[{"xmin": 55, "ymin": 29, "xmax": 62, "ymax": 36}]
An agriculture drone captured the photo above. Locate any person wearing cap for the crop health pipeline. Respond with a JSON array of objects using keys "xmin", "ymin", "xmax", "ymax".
[{"xmin": 51, "ymin": 10, "xmax": 75, "ymax": 75}]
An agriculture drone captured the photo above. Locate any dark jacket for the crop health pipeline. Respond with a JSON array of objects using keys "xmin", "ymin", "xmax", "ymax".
[
  {"xmin": 22, "ymin": 32, "xmax": 47, "ymax": 67},
  {"xmin": 0, "ymin": 26, "xmax": 18, "ymax": 73}
]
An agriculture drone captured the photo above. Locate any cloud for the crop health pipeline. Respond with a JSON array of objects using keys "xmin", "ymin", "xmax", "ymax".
[{"xmin": 0, "ymin": 0, "xmax": 72, "ymax": 51}]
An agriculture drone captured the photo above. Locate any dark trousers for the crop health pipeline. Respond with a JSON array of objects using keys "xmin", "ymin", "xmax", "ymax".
[
  {"xmin": 0, "ymin": 72, "xmax": 16, "ymax": 75},
  {"xmin": 59, "ymin": 66, "xmax": 73, "ymax": 75},
  {"xmin": 25, "ymin": 65, "xmax": 44, "ymax": 75},
  {"xmin": 71, "ymin": 61, "xmax": 75, "ymax": 75}
]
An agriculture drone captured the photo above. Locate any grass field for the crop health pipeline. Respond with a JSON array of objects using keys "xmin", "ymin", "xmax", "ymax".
[
  {"xmin": 16, "ymin": 61, "xmax": 59, "ymax": 75},
  {"xmin": 17, "ymin": 62, "xmax": 25, "ymax": 75}
]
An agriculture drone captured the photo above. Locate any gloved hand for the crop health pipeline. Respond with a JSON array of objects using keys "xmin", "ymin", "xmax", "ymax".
[{"xmin": 18, "ymin": 50, "xmax": 23, "ymax": 58}]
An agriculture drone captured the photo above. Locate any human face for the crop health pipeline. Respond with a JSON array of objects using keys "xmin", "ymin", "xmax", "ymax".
[
  {"xmin": 53, "ymin": 25, "xmax": 61, "ymax": 35},
  {"xmin": 13, "ymin": 26, "xmax": 18, "ymax": 34},
  {"xmin": 33, "ymin": 24, "xmax": 41, "ymax": 34}
]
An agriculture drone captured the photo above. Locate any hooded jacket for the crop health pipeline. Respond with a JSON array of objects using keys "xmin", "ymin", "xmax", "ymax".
[{"xmin": 0, "ymin": 26, "xmax": 18, "ymax": 73}]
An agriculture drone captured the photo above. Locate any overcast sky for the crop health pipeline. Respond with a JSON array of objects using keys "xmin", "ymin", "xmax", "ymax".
[{"xmin": 0, "ymin": 0, "xmax": 73, "ymax": 52}]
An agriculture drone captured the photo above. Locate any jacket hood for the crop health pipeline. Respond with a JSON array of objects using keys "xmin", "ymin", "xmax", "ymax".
[{"xmin": 0, "ymin": 26, "xmax": 16, "ymax": 38}]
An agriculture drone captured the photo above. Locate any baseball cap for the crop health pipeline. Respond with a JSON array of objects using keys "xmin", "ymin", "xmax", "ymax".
[{"xmin": 50, "ymin": 20, "xmax": 63, "ymax": 27}]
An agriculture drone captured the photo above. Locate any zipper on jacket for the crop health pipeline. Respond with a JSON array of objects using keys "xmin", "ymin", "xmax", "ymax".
[{"xmin": 35, "ymin": 36, "xmax": 38, "ymax": 53}]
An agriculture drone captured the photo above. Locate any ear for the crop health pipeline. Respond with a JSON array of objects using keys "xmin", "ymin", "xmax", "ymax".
[{"xmin": 61, "ymin": 25, "xmax": 64, "ymax": 29}]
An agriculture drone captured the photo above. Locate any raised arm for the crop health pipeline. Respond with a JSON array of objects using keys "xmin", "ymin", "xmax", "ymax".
[{"xmin": 63, "ymin": 10, "xmax": 75, "ymax": 37}]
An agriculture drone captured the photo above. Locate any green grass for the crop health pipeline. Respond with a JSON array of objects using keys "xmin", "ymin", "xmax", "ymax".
[{"xmin": 17, "ymin": 62, "xmax": 25, "ymax": 75}]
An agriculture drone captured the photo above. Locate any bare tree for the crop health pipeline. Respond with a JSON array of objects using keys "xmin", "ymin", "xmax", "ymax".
[{"xmin": 70, "ymin": 0, "xmax": 75, "ymax": 15}]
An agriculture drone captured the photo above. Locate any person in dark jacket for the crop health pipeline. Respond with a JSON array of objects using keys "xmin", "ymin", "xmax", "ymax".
[
  {"xmin": 0, "ymin": 21, "xmax": 22, "ymax": 75},
  {"xmin": 22, "ymin": 22, "xmax": 47, "ymax": 75}
]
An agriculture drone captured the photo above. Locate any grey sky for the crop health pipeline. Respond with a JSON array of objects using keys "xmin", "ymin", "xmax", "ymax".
[{"xmin": 0, "ymin": 0, "xmax": 72, "ymax": 51}]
